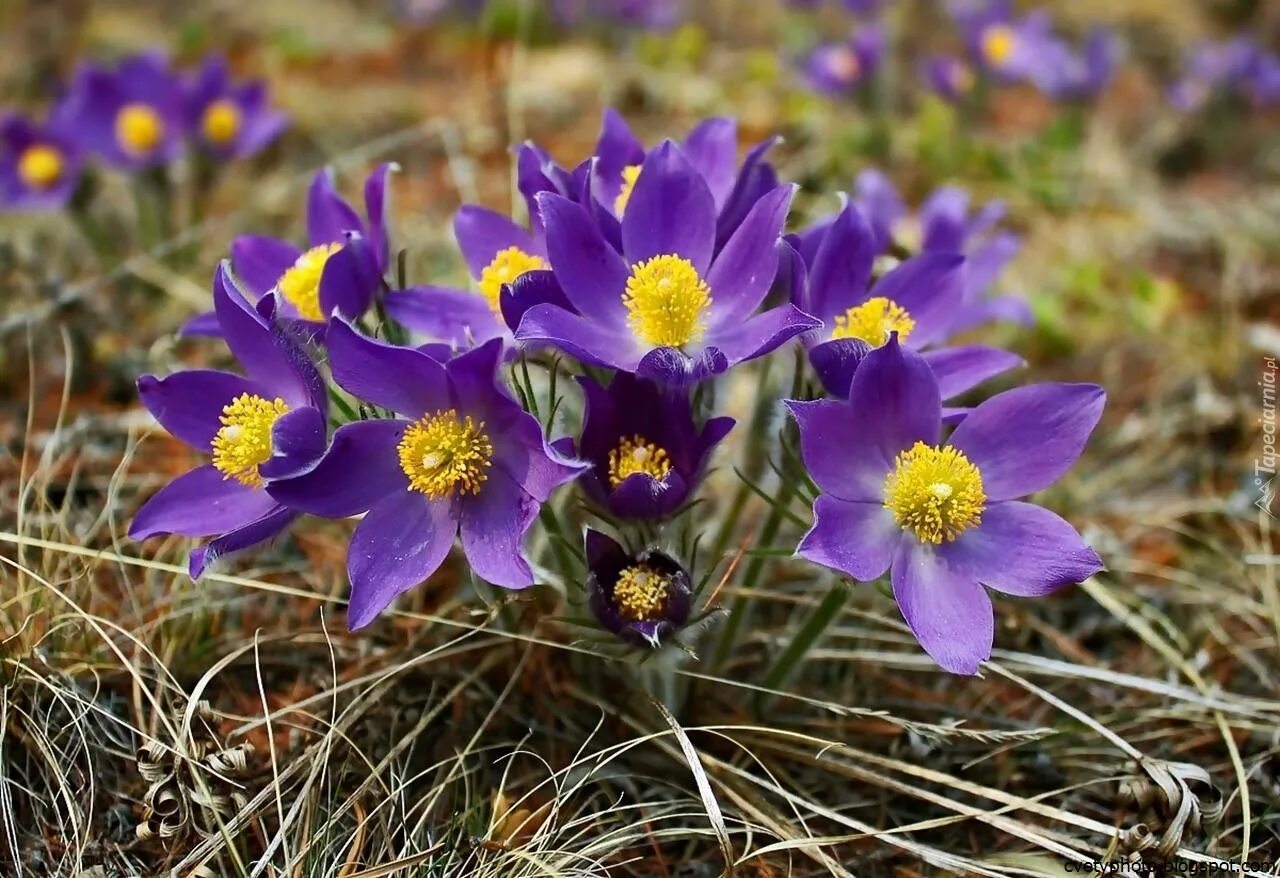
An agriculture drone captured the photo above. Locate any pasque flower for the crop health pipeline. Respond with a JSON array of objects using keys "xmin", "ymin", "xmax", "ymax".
[
  {"xmin": 0, "ymin": 110, "xmax": 83, "ymax": 211},
  {"xmin": 185, "ymin": 55, "xmax": 288, "ymax": 159},
  {"xmin": 1031, "ymin": 28, "xmax": 1117, "ymax": 102},
  {"xmin": 920, "ymin": 55, "xmax": 977, "ymax": 103},
  {"xmin": 516, "ymin": 141, "xmax": 817, "ymax": 386},
  {"xmin": 130, "ymin": 264, "xmax": 329, "ymax": 578},
  {"xmin": 575, "ymin": 372, "xmax": 734, "ymax": 518},
  {"xmin": 266, "ymin": 322, "xmax": 587, "ymax": 629},
  {"xmin": 788, "ymin": 336, "xmax": 1104, "ymax": 674},
  {"xmin": 801, "ymin": 25, "xmax": 885, "ymax": 96},
  {"xmin": 1168, "ymin": 36, "xmax": 1280, "ymax": 111},
  {"xmin": 585, "ymin": 530, "xmax": 693, "ymax": 648},
  {"xmin": 63, "ymin": 51, "xmax": 185, "ymax": 170},
  {"xmin": 950, "ymin": 0, "xmax": 1054, "ymax": 83}
]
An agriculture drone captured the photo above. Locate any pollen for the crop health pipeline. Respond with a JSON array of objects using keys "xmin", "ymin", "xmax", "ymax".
[
  {"xmin": 613, "ymin": 563, "xmax": 672, "ymax": 622},
  {"xmin": 211, "ymin": 393, "xmax": 290, "ymax": 487},
  {"xmin": 201, "ymin": 98, "xmax": 242, "ymax": 145},
  {"xmin": 17, "ymin": 144, "xmax": 63, "ymax": 189},
  {"xmin": 614, "ymin": 164, "xmax": 643, "ymax": 215},
  {"xmin": 478, "ymin": 246, "xmax": 548, "ymax": 314},
  {"xmin": 397, "ymin": 409, "xmax": 494, "ymax": 500},
  {"xmin": 829, "ymin": 296, "xmax": 915, "ymax": 347},
  {"xmin": 622, "ymin": 254, "xmax": 713, "ymax": 349},
  {"xmin": 883, "ymin": 442, "xmax": 986, "ymax": 544},
  {"xmin": 982, "ymin": 24, "xmax": 1016, "ymax": 68},
  {"xmin": 277, "ymin": 243, "xmax": 343, "ymax": 323},
  {"xmin": 607, "ymin": 434, "xmax": 672, "ymax": 488},
  {"xmin": 115, "ymin": 103, "xmax": 165, "ymax": 156}
]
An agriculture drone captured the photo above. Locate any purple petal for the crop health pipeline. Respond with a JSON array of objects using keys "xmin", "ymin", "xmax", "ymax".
[
  {"xmin": 609, "ymin": 470, "xmax": 688, "ymax": 518},
  {"xmin": 178, "ymin": 310, "xmax": 221, "ymax": 338},
  {"xmin": 704, "ymin": 304, "xmax": 818, "ymax": 370},
  {"xmin": 853, "ymin": 169, "xmax": 906, "ymax": 251},
  {"xmin": 804, "ymin": 204, "xmax": 877, "ymax": 325},
  {"xmin": 499, "ymin": 269, "xmax": 572, "ymax": 335},
  {"xmin": 621, "ymin": 140, "xmax": 717, "ymax": 275},
  {"xmin": 326, "ymin": 319, "xmax": 451, "ymax": 418},
  {"xmin": 892, "ymin": 540, "xmax": 993, "ymax": 675},
  {"xmin": 130, "ymin": 465, "xmax": 278, "ymax": 539},
  {"xmin": 266, "ymin": 419, "xmax": 408, "ymax": 518},
  {"xmin": 459, "ymin": 468, "xmax": 538, "ymax": 589},
  {"xmin": 213, "ymin": 264, "xmax": 317, "ymax": 407},
  {"xmin": 515, "ymin": 303, "xmax": 640, "ymax": 373},
  {"xmin": 454, "ymin": 205, "xmax": 540, "ymax": 278},
  {"xmin": 385, "ymin": 286, "xmax": 504, "ymax": 346},
  {"xmin": 317, "ymin": 235, "xmax": 380, "ymax": 322},
  {"xmin": 785, "ymin": 398, "xmax": 888, "ymax": 501},
  {"xmin": 922, "ymin": 345, "xmax": 1023, "ymax": 400},
  {"xmin": 844, "ymin": 334, "xmax": 941, "ymax": 460},
  {"xmin": 230, "ymin": 235, "xmax": 301, "ymax": 297},
  {"xmin": 682, "ymin": 116, "xmax": 737, "ymax": 209},
  {"xmin": 635, "ymin": 346, "xmax": 729, "ymax": 388},
  {"xmin": 797, "ymin": 496, "xmax": 899, "ymax": 581},
  {"xmin": 259, "ymin": 406, "xmax": 328, "ymax": 481},
  {"xmin": 706, "ymin": 184, "xmax": 795, "ymax": 323},
  {"xmin": 592, "ymin": 107, "xmax": 646, "ymax": 209},
  {"xmin": 537, "ymin": 193, "xmax": 630, "ymax": 325},
  {"xmin": 189, "ymin": 506, "xmax": 296, "ymax": 579},
  {"xmin": 307, "ymin": 167, "xmax": 363, "ymax": 245},
  {"xmin": 919, "ymin": 186, "xmax": 970, "ymax": 252},
  {"xmin": 363, "ymin": 162, "xmax": 396, "ymax": 272},
  {"xmin": 137, "ymin": 369, "xmax": 262, "ymax": 452},
  {"xmin": 807, "ymin": 337, "xmax": 872, "ymax": 400},
  {"xmin": 870, "ymin": 252, "xmax": 965, "ymax": 347}
]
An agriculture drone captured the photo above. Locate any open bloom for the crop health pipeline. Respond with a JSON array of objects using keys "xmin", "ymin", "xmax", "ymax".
[
  {"xmin": 951, "ymin": 0, "xmax": 1054, "ymax": 83},
  {"xmin": 130, "ymin": 264, "xmax": 328, "ymax": 577},
  {"xmin": 267, "ymin": 323, "xmax": 587, "ymax": 629},
  {"xmin": 517, "ymin": 141, "xmax": 816, "ymax": 386},
  {"xmin": 801, "ymin": 26, "xmax": 885, "ymax": 96},
  {"xmin": 788, "ymin": 337, "xmax": 1104, "ymax": 674},
  {"xmin": 793, "ymin": 203, "xmax": 1022, "ymax": 404},
  {"xmin": 1031, "ymin": 28, "xmax": 1117, "ymax": 102},
  {"xmin": 575, "ymin": 373, "xmax": 734, "ymax": 518},
  {"xmin": 585, "ymin": 529, "xmax": 693, "ymax": 648},
  {"xmin": 184, "ymin": 55, "xmax": 288, "ymax": 159},
  {"xmin": 64, "ymin": 52, "xmax": 184, "ymax": 170},
  {"xmin": 0, "ymin": 111, "xmax": 82, "ymax": 211}
]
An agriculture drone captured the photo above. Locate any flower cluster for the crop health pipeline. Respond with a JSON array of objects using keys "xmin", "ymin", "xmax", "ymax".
[
  {"xmin": 132, "ymin": 109, "xmax": 1104, "ymax": 674},
  {"xmin": 1, "ymin": 51, "xmax": 286, "ymax": 212},
  {"xmin": 1168, "ymin": 35, "xmax": 1280, "ymax": 112}
]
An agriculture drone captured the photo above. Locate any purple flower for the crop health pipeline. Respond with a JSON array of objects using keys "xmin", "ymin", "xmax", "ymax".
[
  {"xmin": 1031, "ymin": 28, "xmax": 1117, "ymax": 102},
  {"xmin": 130, "ymin": 264, "xmax": 329, "ymax": 578},
  {"xmin": 62, "ymin": 51, "xmax": 185, "ymax": 170},
  {"xmin": 920, "ymin": 55, "xmax": 977, "ymax": 103},
  {"xmin": 801, "ymin": 25, "xmax": 885, "ymax": 96},
  {"xmin": 516, "ymin": 141, "xmax": 817, "ymax": 386},
  {"xmin": 788, "ymin": 337, "xmax": 1104, "ymax": 674},
  {"xmin": 792, "ymin": 204, "xmax": 1021, "ymax": 403},
  {"xmin": 575, "ymin": 373, "xmax": 734, "ymax": 518},
  {"xmin": 0, "ymin": 110, "xmax": 83, "ymax": 211},
  {"xmin": 184, "ymin": 55, "xmax": 288, "ymax": 159},
  {"xmin": 950, "ymin": 0, "xmax": 1054, "ymax": 83},
  {"xmin": 1168, "ymin": 37, "xmax": 1278, "ymax": 111},
  {"xmin": 266, "ymin": 322, "xmax": 587, "ymax": 629},
  {"xmin": 1249, "ymin": 51, "xmax": 1280, "ymax": 107},
  {"xmin": 585, "ymin": 529, "xmax": 693, "ymax": 648},
  {"xmin": 553, "ymin": 0, "xmax": 682, "ymax": 29}
]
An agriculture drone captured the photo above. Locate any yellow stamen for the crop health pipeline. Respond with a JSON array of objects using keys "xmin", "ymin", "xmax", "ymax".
[
  {"xmin": 607, "ymin": 435, "xmax": 672, "ymax": 488},
  {"xmin": 982, "ymin": 24, "xmax": 1016, "ymax": 68},
  {"xmin": 883, "ymin": 442, "xmax": 986, "ymax": 544},
  {"xmin": 201, "ymin": 98, "xmax": 242, "ymax": 145},
  {"xmin": 613, "ymin": 563, "xmax": 671, "ymax": 622},
  {"xmin": 622, "ymin": 254, "xmax": 713, "ymax": 349},
  {"xmin": 211, "ymin": 393, "xmax": 290, "ymax": 487},
  {"xmin": 17, "ymin": 144, "xmax": 63, "ymax": 189},
  {"xmin": 478, "ymin": 246, "xmax": 548, "ymax": 315},
  {"xmin": 614, "ymin": 164, "xmax": 643, "ymax": 215},
  {"xmin": 277, "ymin": 243, "xmax": 343, "ymax": 322},
  {"xmin": 829, "ymin": 296, "xmax": 915, "ymax": 347},
  {"xmin": 115, "ymin": 103, "xmax": 165, "ymax": 156},
  {"xmin": 397, "ymin": 409, "xmax": 494, "ymax": 500}
]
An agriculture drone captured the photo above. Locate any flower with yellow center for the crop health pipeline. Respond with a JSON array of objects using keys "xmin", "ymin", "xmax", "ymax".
[
  {"xmin": 826, "ymin": 46, "xmax": 862, "ymax": 84},
  {"xmin": 981, "ymin": 24, "xmax": 1016, "ymax": 68},
  {"xmin": 201, "ymin": 98, "xmax": 242, "ymax": 146},
  {"xmin": 17, "ymin": 144, "xmax": 63, "ymax": 190},
  {"xmin": 478, "ymin": 247, "xmax": 549, "ymax": 315},
  {"xmin": 883, "ymin": 442, "xmax": 986, "ymax": 544},
  {"xmin": 397, "ymin": 409, "xmax": 494, "ymax": 500},
  {"xmin": 614, "ymin": 164, "xmax": 643, "ymax": 216},
  {"xmin": 829, "ymin": 296, "xmax": 915, "ymax": 347},
  {"xmin": 613, "ymin": 563, "xmax": 672, "ymax": 622},
  {"xmin": 115, "ymin": 103, "xmax": 165, "ymax": 156},
  {"xmin": 277, "ymin": 243, "xmax": 343, "ymax": 322},
  {"xmin": 607, "ymin": 435, "xmax": 672, "ymax": 488},
  {"xmin": 622, "ymin": 254, "xmax": 713, "ymax": 349},
  {"xmin": 211, "ymin": 393, "xmax": 291, "ymax": 487}
]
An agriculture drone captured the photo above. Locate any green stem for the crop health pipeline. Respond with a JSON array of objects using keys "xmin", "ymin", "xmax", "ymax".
[{"xmin": 757, "ymin": 581, "xmax": 848, "ymax": 707}]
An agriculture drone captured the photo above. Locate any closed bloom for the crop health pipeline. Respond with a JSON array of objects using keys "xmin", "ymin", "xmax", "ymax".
[
  {"xmin": 801, "ymin": 25, "xmax": 885, "ymax": 96},
  {"xmin": 130, "ymin": 264, "xmax": 329, "ymax": 578},
  {"xmin": 788, "ymin": 337, "xmax": 1104, "ymax": 674},
  {"xmin": 64, "ymin": 52, "xmax": 184, "ymax": 170},
  {"xmin": 0, "ymin": 111, "xmax": 83, "ymax": 211},
  {"xmin": 517, "ymin": 141, "xmax": 817, "ymax": 386},
  {"xmin": 575, "ymin": 372, "xmax": 734, "ymax": 518},
  {"xmin": 267, "ymin": 322, "xmax": 587, "ymax": 629},
  {"xmin": 185, "ymin": 55, "xmax": 288, "ymax": 159},
  {"xmin": 585, "ymin": 530, "xmax": 692, "ymax": 648}
]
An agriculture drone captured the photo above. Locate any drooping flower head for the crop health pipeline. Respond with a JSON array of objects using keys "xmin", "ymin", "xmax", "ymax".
[
  {"xmin": 585, "ymin": 530, "xmax": 693, "ymax": 648},
  {"xmin": 130, "ymin": 264, "xmax": 329, "ymax": 577},
  {"xmin": 64, "ymin": 52, "xmax": 185, "ymax": 170},
  {"xmin": 950, "ymin": 0, "xmax": 1054, "ymax": 83},
  {"xmin": 801, "ymin": 25, "xmax": 885, "ymax": 96},
  {"xmin": 575, "ymin": 372, "xmax": 734, "ymax": 518},
  {"xmin": 788, "ymin": 337, "xmax": 1104, "ymax": 674},
  {"xmin": 184, "ymin": 55, "xmax": 288, "ymax": 159},
  {"xmin": 266, "ymin": 322, "xmax": 587, "ymax": 629},
  {"xmin": 517, "ymin": 141, "xmax": 817, "ymax": 386},
  {"xmin": 0, "ymin": 110, "xmax": 83, "ymax": 211},
  {"xmin": 920, "ymin": 55, "xmax": 977, "ymax": 103}
]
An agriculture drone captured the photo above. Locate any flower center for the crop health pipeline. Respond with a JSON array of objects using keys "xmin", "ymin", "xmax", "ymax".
[
  {"xmin": 477, "ymin": 246, "xmax": 548, "ymax": 315},
  {"xmin": 17, "ymin": 144, "xmax": 63, "ymax": 189},
  {"xmin": 614, "ymin": 164, "xmax": 643, "ymax": 216},
  {"xmin": 115, "ymin": 103, "xmax": 165, "ymax": 156},
  {"xmin": 829, "ymin": 296, "xmax": 915, "ymax": 347},
  {"xmin": 607, "ymin": 434, "xmax": 672, "ymax": 488},
  {"xmin": 277, "ymin": 243, "xmax": 343, "ymax": 322},
  {"xmin": 622, "ymin": 254, "xmax": 712, "ymax": 349},
  {"xmin": 883, "ymin": 442, "xmax": 986, "ymax": 544},
  {"xmin": 211, "ymin": 393, "xmax": 290, "ymax": 487},
  {"xmin": 201, "ymin": 98, "xmax": 242, "ymax": 145},
  {"xmin": 613, "ymin": 563, "xmax": 671, "ymax": 622},
  {"xmin": 982, "ymin": 24, "xmax": 1016, "ymax": 68},
  {"xmin": 397, "ymin": 409, "xmax": 494, "ymax": 500},
  {"xmin": 826, "ymin": 46, "xmax": 862, "ymax": 84}
]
